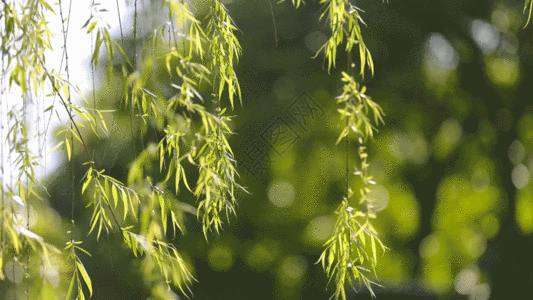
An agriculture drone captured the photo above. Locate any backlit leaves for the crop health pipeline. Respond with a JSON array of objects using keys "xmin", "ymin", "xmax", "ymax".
[
  {"xmin": 315, "ymin": 0, "xmax": 373, "ymax": 76},
  {"xmin": 65, "ymin": 240, "xmax": 92, "ymax": 300},
  {"xmin": 82, "ymin": 3, "xmax": 132, "ymax": 83},
  {"xmin": 123, "ymin": 230, "xmax": 194, "ymax": 294},
  {"xmin": 335, "ymin": 72, "xmax": 384, "ymax": 143},
  {"xmin": 525, "ymin": 0, "xmax": 533, "ymax": 27},
  {"xmin": 278, "ymin": 0, "xmax": 303, "ymax": 8},
  {"xmin": 194, "ymin": 114, "xmax": 244, "ymax": 237},
  {"xmin": 315, "ymin": 1, "xmax": 386, "ymax": 299},
  {"xmin": 0, "ymin": 0, "xmax": 391, "ymax": 298},
  {"xmin": 82, "ymin": 164, "xmax": 140, "ymax": 240},
  {"xmin": 164, "ymin": 0, "xmax": 206, "ymax": 59},
  {"xmin": 206, "ymin": 0, "xmax": 243, "ymax": 108}
]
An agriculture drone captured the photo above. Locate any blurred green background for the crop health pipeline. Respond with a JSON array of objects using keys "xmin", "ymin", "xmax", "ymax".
[{"xmin": 4, "ymin": 0, "xmax": 533, "ymax": 299}]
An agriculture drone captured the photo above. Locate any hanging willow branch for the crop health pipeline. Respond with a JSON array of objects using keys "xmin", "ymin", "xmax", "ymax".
[
  {"xmin": 314, "ymin": 0, "xmax": 373, "ymax": 77},
  {"xmin": 8, "ymin": 1, "xmax": 533, "ymax": 299},
  {"xmin": 285, "ymin": 0, "xmax": 386, "ymax": 298}
]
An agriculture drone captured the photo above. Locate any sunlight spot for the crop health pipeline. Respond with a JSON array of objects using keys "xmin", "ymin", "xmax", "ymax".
[
  {"xmin": 480, "ymin": 214, "xmax": 499, "ymax": 239},
  {"xmin": 491, "ymin": 9, "xmax": 510, "ymax": 32},
  {"xmin": 4, "ymin": 260, "xmax": 24, "ymax": 284},
  {"xmin": 245, "ymin": 239, "xmax": 280, "ymax": 271},
  {"xmin": 455, "ymin": 267, "xmax": 479, "ymax": 295},
  {"xmin": 148, "ymin": 142, "xmax": 158, "ymax": 154},
  {"xmin": 470, "ymin": 19, "xmax": 500, "ymax": 53},
  {"xmin": 367, "ymin": 185, "xmax": 390, "ymax": 211},
  {"xmin": 268, "ymin": 180, "xmax": 295, "ymax": 207},
  {"xmin": 305, "ymin": 215, "xmax": 334, "ymax": 244},
  {"xmin": 208, "ymin": 244, "xmax": 235, "ymax": 272},
  {"xmin": 274, "ymin": 77, "xmax": 297, "ymax": 101},
  {"xmin": 467, "ymin": 234, "xmax": 487, "ymax": 258},
  {"xmin": 469, "ymin": 283, "xmax": 491, "ymax": 300},
  {"xmin": 427, "ymin": 33, "xmax": 459, "ymax": 70},
  {"xmin": 13, "ymin": 204, "xmax": 38, "ymax": 229},
  {"xmin": 487, "ymin": 56, "xmax": 519, "ymax": 87},
  {"xmin": 433, "ymin": 119, "xmax": 462, "ymax": 160},
  {"xmin": 279, "ymin": 255, "xmax": 307, "ymax": 286},
  {"xmin": 305, "ymin": 31, "xmax": 328, "ymax": 53},
  {"xmin": 40, "ymin": 256, "xmax": 60, "ymax": 288},
  {"xmin": 471, "ymin": 168, "xmax": 490, "ymax": 193},
  {"xmin": 508, "ymin": 140, "xmax": 525, "ymax": 165},
  {"xmin": 500, "ymin": 33, "xmax": 519, "ymax": 54},
  {"xmin": 389, "ymin": 133, "xmax": 429, "ymax": 164},
  {"xmin": 512, "ymin": 164, "xmax": 530, "ymax": 189},
  {"xmin": 516, "ymin": 193, "xmax": 533, "ymax": 234},
  {"xmin": 420, "ymin": 234, "xmax": 440, "ymax": 258}
]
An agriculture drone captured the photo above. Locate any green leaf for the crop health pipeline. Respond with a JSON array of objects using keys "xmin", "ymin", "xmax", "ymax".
[
  {"xmin": 74, "ymin": 245, "xmax": 92, "ymax": 257},
  {"xmin": 92, "ymin": 29, "xmax": 102, "ymax": 67},
  {"xmin": 87, "ymin": 21, "xmax": 98, "ymax": 34},
  {"xmin": 181, "ymin": 164, "xmax": 192, "ymax": 192},
  {"xmin": 104, "ymin": 29, "xmax": 113, "ymax": 84},
  {"xmin": 65, "ymin": 272, "xmax": 76, "ymax": 300},
  {"xmin": 76, "ymin": 259, "xmax": 93, "ymax": 297},
  {"xmin": 121, "ymin": 189, "xmax": 129, "ymax": 220},
  {"xmin": 159, "ymin": 194, "xmax": 168, "ymax": 234},
  {"xmin": 525, "ymin": 0, "xmax": 533, "ymax": 28},
  {"xmin": 65, "ymin": 137, "xmax": 71, "ymax": 161},
  {"xmin": 82, "ymin": 176, "xmax": 92, "ymax": 195},
  {"xmin": 371, "ymin": 235, "xmax": 377, "ymax": 265},
  {"xmin": 112, "ymin": 183, "xmax": 119, "ymax": 208},
  {"xmin": 112, "ymin": 39, "xmax": 133, "ymax": 67}
]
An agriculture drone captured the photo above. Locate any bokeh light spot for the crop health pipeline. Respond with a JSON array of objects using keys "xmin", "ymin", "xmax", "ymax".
[
  {"xmin": 491, "ymin": 9, "xmax": 510, "ymax": 32},
  {"xmin": 470, "ymin": 19, "xmax": 500, "ymax": 53},
  {"xmin": 245, "ymin": 239, "xmax": 281, "ymax": 271},
  {"xmin": 455, "ymin": 267, "xmax": 479, "ymax": 295},
  {"xmin": 480, "ymin": 214, "xmax": 500, "ymax": 239},
  {"xmin": 40, "ymin": 256, "xmax": 60, "ymax": 288},
  {"xmin": 420, "ymin": 235, "xmax": 440, "ymax": 258},
  {"xmin": 433, "ymin": 119, "xmax": 462, "ymax": 160},
  {"xmin": 274, "ymin": 77, "xmax": 297, "ymax": 101},
  {"xmin": 427, "ymin": 33, "xmax": 459, "ymax": 70},
  {"xmin": 268, "ymin": 180, "xmax": 295, "ymax": 207},
  {"xmin": 487, "ymin": 56, "xmax": 519, "ymax": 87},
  {"xmin": 389, "ymin": 132, "xmax": 429, "ymax": 164},
  {"xmin": 471, "ymin": 168, "xmax": 490, "ymax": 193},
  {"xmin": 511, "ymin": 164, "xmax": 530, "ymax": 189},
  {"xmin": 278, "ymin": 255, "xmax": 307, "ymax": 287},
  {"xmin": 467, "ymin": 234, "xmax": 487, "ymax": 259},
  {"xmin": 469, "ymin": 283, "xmax": 491, "ymax": 300},
  {"xmin": 208, "ymin": 244, "xmax": 235, "ymax": 272},
  {"xmin": 305, "ymin": 31, "xmax": 327, "ymax": 53},
  {"xmin": 4, "ymin": 260, "xmax": 24, "ymax": 283},
  {"xmin": 508, "ymin": 140, "xmax": 525, "ymax": 165},
  {"xmin": 367, "ymin": 185, "xmax": 390, "ymax": 211},
  {"xmin": 305, "ymin": 215, "xmax": 334, "ymax": 245},
  {"xmin": 516, "ymin": 191, "xmax": 533, "ymax": 234}
]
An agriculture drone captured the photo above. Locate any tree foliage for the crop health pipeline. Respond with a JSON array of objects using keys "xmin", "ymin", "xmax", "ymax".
[{"xmin": 1, "ymin": 0, "xmax": 532, "ymax": 299}]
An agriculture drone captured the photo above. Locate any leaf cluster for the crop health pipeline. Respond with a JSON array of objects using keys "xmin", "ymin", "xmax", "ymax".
[
  {"xmin": 335, "ymin": 72, "xmax": 384, "ymax": 144},
  {"xmin": 205, "ymin": 1, "xmax": 243, "ymax": 108},
  {"xmin": 65, "ymin": 240, "xmax": 92, "ymax": 300},
  {"xmin": 315, "ymin": 0, "xmax": 373, "ymax": 76}
]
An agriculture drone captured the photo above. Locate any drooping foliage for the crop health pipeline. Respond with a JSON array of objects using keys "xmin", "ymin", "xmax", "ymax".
[{"xmin": 1, "ymin": 0, "xmax": 532, "ymax": 299}]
